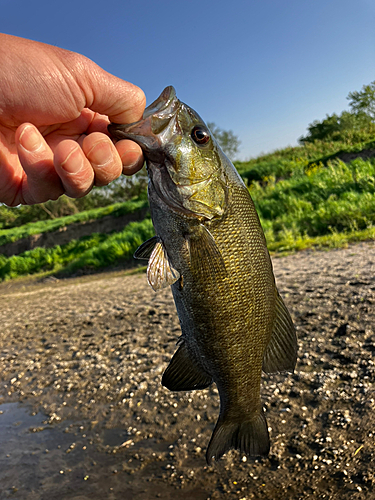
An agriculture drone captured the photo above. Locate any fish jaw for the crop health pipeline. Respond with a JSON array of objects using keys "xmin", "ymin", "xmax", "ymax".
[{"xmin": 108, "ymin": 86, "xmax": 179, "ymax": 162}]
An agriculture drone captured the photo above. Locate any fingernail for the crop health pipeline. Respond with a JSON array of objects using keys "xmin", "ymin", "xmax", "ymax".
[
  {"xmin": 87, "ymin": 141, "xmax": 113, "ymax": 167},
  {"xmin": 121, "ymin": 151, "xmax": 144, "ymax": 175},
  {"xmin": 60, "ymin": 147, "xmax": 84, "ymax": 174},
  {"xmin": 19, "ymin": 126, "xmax": 42, "ymax": 152}
]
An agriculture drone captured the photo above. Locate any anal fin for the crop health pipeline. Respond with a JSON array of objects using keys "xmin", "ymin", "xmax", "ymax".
[
  {"xmin": 162, "ymin": 341, "xmax": 213, "ymax": 391},
  {"xmin": 263, "ymin": 291, "xmax": 297, "ymax": 374}
]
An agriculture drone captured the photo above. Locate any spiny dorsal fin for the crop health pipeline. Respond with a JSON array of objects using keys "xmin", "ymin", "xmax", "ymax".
[
  {"xmin": 189, "ymin": 224, "xmax": 226, "ymax": 279},
  {"xmin": 146, "ymin": 239, "xmax": 180, "ymax": 291},
  {"xmin": 262, "ymin": 291, "xmax": 297, "ymax": 374},
  {"xmin": 206, "ymin": 410, "xmax": 270, "ymax": 465},
  {"xmin": 134, "ymin": 236, "xmax": 159, "ymax": 260},
  {"xmin": 162, "ymin": 340, "xmax": 213, "ymax": 391}
]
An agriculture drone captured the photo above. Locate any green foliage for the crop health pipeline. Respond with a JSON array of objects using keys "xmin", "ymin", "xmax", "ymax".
[
  {"xmin": 0, "ymin": 218, "xmax": 154, "ymax": 281},
  {"xmin": 63, "ymin": 219, "xmax": 153, "ymax": 275},
  {"xmin": 299, "ymin": 81, "xmax": 375, "ymax": 144},
  {"xmin": 348, "ymin": 81, "xmax": 375, "ymax": 120},
  {"xmin": 2, "ymin": 153, "xmax": 374, "ymax": 280},
  {"xmin": 207, "ymin": 122, "xmax": 241, "ymax": 159},
  {"xmin": 0, "ymin": 168, "xmax": 148, "ymax": 229},
  {"xmin": 0, "ymin": 197, "xmax": 148, "ymax": 246},
  {"xmin": 83, "ymin": 166, "xmax": 149, "ymax": 207},
  {"xmin": 251, "ymin": 157, "xmax": 375, "ymax": 252},
  {"xmin": 0, "ymin": 196, "xmax": 80, "ymax": 229},
  {"xmin": 231, "ymin": 87, "xmax": 375, "ymax": 253},
  {"xmin": 237, "ymin": 136, "xmax": 375, "ymax": 185},
  {"xmin": 299, "ymin": 111, "xmax": 374, "ymax": 144},
  {"xmin": 2, "ymin": 81, "xmax": 375, "ymax": 280}
]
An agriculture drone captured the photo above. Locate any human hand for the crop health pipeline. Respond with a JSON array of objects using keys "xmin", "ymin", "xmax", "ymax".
[{"xmin": 0, "ymin": 34, "xmax": 146, "ymax": 206}]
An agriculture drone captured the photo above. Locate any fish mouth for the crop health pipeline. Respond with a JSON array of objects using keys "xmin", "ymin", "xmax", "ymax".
[
  {"xmin": 108, "ymin": 86, "xmax": 180, "ymax": 158},
  {"xmin": 142, "ymin": 86, "xmax": 178, "ymax": 122}
]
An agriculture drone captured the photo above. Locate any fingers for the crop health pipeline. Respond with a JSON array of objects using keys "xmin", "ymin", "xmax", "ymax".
[
  {"xmin": 48, "ymin": 111, "xmax": 145, "ymax": 178},
  {"xmin": 82, "ymin": 112, "xmax": 144, "ymax": 175},
  {"xmin": 81, "ymin": 133, "xmax": 122, "ymax": 186},
  {"xmin": 53, "ymin": 140, "xmax": 95, "ymax": 197},
  {"xmin": 16, "ymin": 124, "xmax": 64, "ymax": 204},
  {"xmin": 54, "ymin": 134, "xmax": 144, "ymax": 195},
  {"xmin": 15, "ymin": 124, "xmax": 145, "ymax": 204},
  {"xmin": 114, "ymin": 139, "xmax": 145, "ymax": 175}
]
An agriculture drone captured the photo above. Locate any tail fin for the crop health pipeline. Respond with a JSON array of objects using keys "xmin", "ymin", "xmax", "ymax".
[{"xmin": 206, "ymin": 412, "xmax": 270, "ymax": 465}]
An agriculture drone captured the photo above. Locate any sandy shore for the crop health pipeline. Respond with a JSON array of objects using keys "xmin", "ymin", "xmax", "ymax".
[{"xmin": 0, "ymin": 242, "xmax": 374, "ymax": 499}]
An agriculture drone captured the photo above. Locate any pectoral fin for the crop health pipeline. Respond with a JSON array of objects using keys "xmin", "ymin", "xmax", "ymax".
[
  {"xmin": 162, "ymin": 340, "xmax": 213, "ymax": 391},
  {"xmin": 189, "ymin": 224, "xmax": 226, "ymax": 279},
  {"xmin": 134, "ymin": 236, "xmax": 159, "ymax": 260},
  {"xmin": 136, "ymin": 237, "xmax": 180, "ymax": 291},
  {"xmin": 262, "ymin": 291, "xmax": 297, "ymax": 374}
]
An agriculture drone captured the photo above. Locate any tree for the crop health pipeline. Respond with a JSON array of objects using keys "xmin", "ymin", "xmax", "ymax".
[
  {"xmin": 347, "ymin": 81, "xmax": 375, "ymax": 121},
  {"xmin": 299, "ymin": 111, "xmax": 372, "ymax": 144},
  {"xmin": 207, "ymin": 122, "xmax": 241, "ymax": 160},
  {"xmin": 299, "ymin": 81, "xmax": 375, "ymax": 144}
]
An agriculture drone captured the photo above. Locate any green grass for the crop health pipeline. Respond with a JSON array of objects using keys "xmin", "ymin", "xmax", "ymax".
[
  {"xmin": 266, "ymin": 226, "xmax": 375, "ymax": 255},
  {"xmin": 0, "ymin": 197, "xmax": 148, "ymax": 246},
  {"xmin": 251, "ymin": 158, "xmax": 375, "ymax": 248},
  {"xmin": 233, "ymin": 136, "xmax": 375, "ymax": 253},
  {"xmin": 235, "ymin": 137, "xmax": 375, "ymax": 184},
  {"xmin": 0, "ymin": 218, "xmax": 154, "ymax": 281}
]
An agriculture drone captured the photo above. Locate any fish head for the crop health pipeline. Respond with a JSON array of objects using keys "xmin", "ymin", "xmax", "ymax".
[{"xmin": 108, "ymin": 86, "xmax": 228, "ymax": 220}]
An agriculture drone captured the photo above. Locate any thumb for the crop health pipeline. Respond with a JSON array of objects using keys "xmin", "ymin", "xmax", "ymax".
[{"xmin": 80, "ymin": 58, "xmax": 146, "ymax": 124}]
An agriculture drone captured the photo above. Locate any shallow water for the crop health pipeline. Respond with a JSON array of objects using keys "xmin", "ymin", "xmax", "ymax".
[
  {"xmin": 0, "ymin": 402, "xmax": 88, "ymax": 499},
  {"xmin": 0, "ymin": 402, "xmax": 133, "ymax": 499},
  {"xmin": 0, "ymin": 401, "xmax": 208, "ymax": 500}
]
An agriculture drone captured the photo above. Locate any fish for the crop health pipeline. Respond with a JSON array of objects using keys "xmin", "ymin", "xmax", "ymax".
[{"xmin": 108, "ymin": 86, "xmax": 297, "ymax": 464}]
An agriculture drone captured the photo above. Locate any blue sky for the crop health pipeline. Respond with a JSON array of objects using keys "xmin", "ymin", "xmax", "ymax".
[{"xmin": 2, "ymin": 0, "xmax": 375, "ymax": 159}]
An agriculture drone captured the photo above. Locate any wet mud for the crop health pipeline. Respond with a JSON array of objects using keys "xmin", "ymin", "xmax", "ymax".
[{"xmin": 0, "ymin": 242, "xmax": 374, "ymax": 499}]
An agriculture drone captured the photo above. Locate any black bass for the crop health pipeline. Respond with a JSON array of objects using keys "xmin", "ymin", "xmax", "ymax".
[{"xmin": 108, "ymin": 87, "xmax": 297, "ymax": 464}]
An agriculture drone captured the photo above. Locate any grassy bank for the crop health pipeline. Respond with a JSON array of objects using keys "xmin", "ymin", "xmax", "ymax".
[
  {"xmin": 0, "ymin": 197, "xmax": 148, "ymax": 246},
  {"xmin": 233, "ymin": 136, "xmax": 375, "ymax": 252},
  {"xmin": 0, "ymin": 219, "xmax": 154, "ymax": 281},
  {"xmin": 0, "ymin": 137, "xmax": 374, "ymax": 281},
  {"xmin": 251, "ymin": 157, "xmax": 375, "ymax": 250}
]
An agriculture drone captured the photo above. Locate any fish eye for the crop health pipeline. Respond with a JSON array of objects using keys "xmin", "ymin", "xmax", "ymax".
[{"xmin": 191, "ymin": 126, "xmax": 210, "ymax": 146}]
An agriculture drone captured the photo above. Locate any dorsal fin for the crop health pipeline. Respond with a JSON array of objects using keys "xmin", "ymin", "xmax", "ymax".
[{"xmin": 263, "ymin": 291, "xmax": 297, "ymax": 374}]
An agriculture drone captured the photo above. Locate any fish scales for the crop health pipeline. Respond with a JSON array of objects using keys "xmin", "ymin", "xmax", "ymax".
[
  {"xmin": 170, "ymin": 186, "xmax": 275, "ymax": 399},
  {"xmin": 108, "ymin": 86, "xmax": 297, "ymax": 464}
]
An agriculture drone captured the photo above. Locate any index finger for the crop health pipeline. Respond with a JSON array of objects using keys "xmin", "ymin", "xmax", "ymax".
[{"xmin": 84, "ymin": 62, "xmax": 146, "ymax": 124}]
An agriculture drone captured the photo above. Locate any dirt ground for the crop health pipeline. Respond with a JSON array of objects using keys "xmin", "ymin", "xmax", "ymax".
[{"xmin": 0, "ymin": 242, "xmax": 374, "ymax": 500}]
